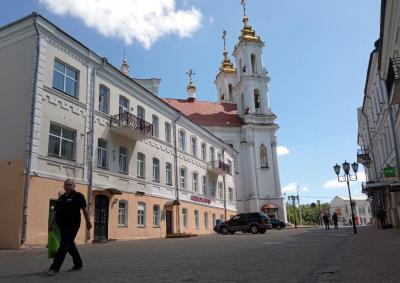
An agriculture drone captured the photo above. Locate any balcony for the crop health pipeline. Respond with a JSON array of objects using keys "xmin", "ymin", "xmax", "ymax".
[
  {"xmin": 387, "ymin": 57, "xmax": 400, "ymax": 104},
  {"xmin": 208, "ymin": 160, "xmax": 230, "ymax": 175},
  {"xmin": 357, "ymin": 148, "xmax": 371, "ymax": 166},
  {"xmin": 110, "ymin": 112, "xmax": 153, "ymax": 141}
]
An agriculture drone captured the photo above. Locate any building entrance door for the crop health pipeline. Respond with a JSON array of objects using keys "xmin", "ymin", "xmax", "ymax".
[
  {"xmin": 94, "ymin": 195, "xmax": 109, "ymax": 242},
  {"xmin": 166, "ymin": 210, "xmax": 173, "ymax": 235}
]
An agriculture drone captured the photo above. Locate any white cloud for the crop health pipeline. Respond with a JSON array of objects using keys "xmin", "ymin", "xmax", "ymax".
[
  {"xmin": 282, "ymin": 182, "xmax": 309, "ymax": 193},
  {"xmin": 322, "ymin": 171, "xmax": 366, "ymax": 190},
  {"xmin": 277, "ymin": 146, "xmax": 290, "ymax": 156},
  {"xmin": 38, "ymin": 0, "xmax": 202, "ymax": 49}
]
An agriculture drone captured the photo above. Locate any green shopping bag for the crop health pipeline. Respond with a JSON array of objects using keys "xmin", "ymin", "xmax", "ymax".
[{"xmin": 48, "ymin": 224, "xmax": 61, "ymax": 259}]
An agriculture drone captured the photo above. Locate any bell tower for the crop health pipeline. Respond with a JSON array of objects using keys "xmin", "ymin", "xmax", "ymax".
[{"xmin": 215, "ymin": 30, "xmax": 237, "ymax": 104}]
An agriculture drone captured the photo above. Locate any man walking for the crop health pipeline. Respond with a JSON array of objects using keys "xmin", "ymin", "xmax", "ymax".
[
  {"xmin": 47, "ymin": 179, "xmax": 92, "ymax": 275},
  {"xmin": 332, "ymin": 212, "xmax": 339, "ymax": 230},
  {"xmin": 322, "ymin": 213, "xmax": 330, "ymax": 230}
]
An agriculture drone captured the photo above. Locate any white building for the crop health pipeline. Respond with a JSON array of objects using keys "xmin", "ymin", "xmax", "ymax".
[
  {"xmin": 164, "ymin": 8, "xmax": 286, "ymax": 220},
  {"xmin": 330, "ymin": 196, "xmax": 372, "ymax": 226}
]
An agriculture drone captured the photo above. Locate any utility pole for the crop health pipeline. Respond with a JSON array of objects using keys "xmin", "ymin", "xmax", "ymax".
[
  {"xmin": 297, "ymin": 186, "xmax": 303, "ymax": 226},
  {"xmin": 317, "ymin": 200, "xmax": 322, "ymax": 226},
  {"xmin": 288, "ymin": 195, "xmax": 297, "ymax": 229}
]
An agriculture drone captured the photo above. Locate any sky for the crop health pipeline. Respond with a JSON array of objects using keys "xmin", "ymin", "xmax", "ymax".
[{"xmin": 0, "ymin": 0, "xmax": 380, "ymax": 204}]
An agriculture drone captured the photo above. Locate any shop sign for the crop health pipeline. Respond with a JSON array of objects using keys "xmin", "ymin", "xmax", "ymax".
[
  {"xmin": 191, "ymin": 195, "xmax": 211, "ymax": 204},
  {"xmin": 384, "ymin": 167, "xmax": 396, "ymax": 177}
]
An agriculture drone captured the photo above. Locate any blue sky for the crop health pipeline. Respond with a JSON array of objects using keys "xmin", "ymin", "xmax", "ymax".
[{"xmin": 0, "ymin": 0, "xmax": 380, "ymax": 204}]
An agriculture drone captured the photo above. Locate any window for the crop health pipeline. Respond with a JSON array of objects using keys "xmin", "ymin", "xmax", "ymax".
[
  {"xmin": 254, "ymin": 89, "xmax": 260, "ymax": 112},
  {"xmin": 194, "ymin": 210, "xmax": 199, "ymax": 229},
  {"xmin": 119, "ymin": 95, "xmax": 129, "ymax": 114},
  {"xmin": 119, "ymin": 146, "xmax": 128, "ymax": 173},
  {"xmin": 180, "ymin": 167, "xmax": 187, "ymax": 189},
  {"xmin": 212, "ymin": 213, "xmax": 216, "ymax": 226},
  {"xmin": 53, "ymin": 60, "xmax": 78, "ymax": 97},
  {"xmin": 97, "ymin": 139, "xmax": 108, "ymax": 168},
  {"xmin": 201, "ymin": 143, "xmax": 207, "ymax": 161},
  {"xmin": 218, "ymin": 182, "xmax": 223, "ymax": 199},
  {"xmin": 166, "ymin": 162, "xmax": 172, "ymax": 185},
  {"xmin": 191, "ymin": 137, "xmax": 197, "ymax": 157},
  {"xmin": 179, "ymin": 130, "xmax": 186, "ymax": 151},
  {"xmin": 192, "ymin": 172, "xmax": 198, "ymax": 192},
  {"xmin": 211, "ymin": 180, "xmax": 216, "ymax": 197},
  {"xmin": 209, "ymin": 147, "xmax": 215, "ymax": 162},
  {"xmin": 165, "ymin": 122, "xmax": 171, "ymax": 143},
  {"xmin": 251, "ymin": 53, "xmax": 256, "ymax": 74},
  {"xmin": 153, "ymin": 205, "xmax": 160, "ymax": 227},
  {"xmin": 260, "ymin": 144, "xmax": 268, "ymax": 168},
  {"xmin": 137, "ymin": 152, "xmax": 145, "ymax": 178},
  {"xmin": 137, "ymin": 105, "xmax": 145, "ymax": 120},
  {"xmin": 204, "ymin": 212, "xmax": 209, "ymax": 229},
  {"xmin": 202, "ymin": 176, "xmax": 207, "ymax": 195},
  {"xmin": 153, "ymin": 158, "xmax": 160, "ymax": 182},
  {"xmin": 182, "ymin": 208, "xmax": 188, "ymax": 228},
  {"xmin": 137, "ymin": 202, "xmax": 146, "ymax": 226},
  {"xmin": 227, "ymin": 159, "xmax": 232, "ymax": 174},
  {"xmin": 228, "ymin": 84, "xmax": 233, "ymax": 102},
  {"xmin": 118, "ymin": 201, "xmax": 128, "ymax": 226},
  {"xmin": 48, "ymin": 124, "xmax": 75, "ymax": 160},
  {"xmin": 152, "ymin": 115, "xmax": 159, "ymax": 138},
  {"xmin": 228, "ymin": 187, "xmax": 233, "ymax": 202},
  {"xmin": 99, "ymin": 85, "xmax": 109, "ymax": 113}
]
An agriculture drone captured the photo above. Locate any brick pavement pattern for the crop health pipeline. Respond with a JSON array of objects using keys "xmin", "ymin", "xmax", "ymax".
[{"xmin": 0, "ymin": 227, "xmax": 399, "ymax": 282}]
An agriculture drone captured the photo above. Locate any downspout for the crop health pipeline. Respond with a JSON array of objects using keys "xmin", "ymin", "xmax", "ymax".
[
  {"xmin": 86, "ymin": 57, "xmax": 107, "ymax": 243},
  {"xmin": 21, "ymin": 13, "xmax": 40, "ymax": 245},
  {"xmin": 222, "ymin": 145, "xmax": 227, "ymax": 221},
  {"xmin": 172, "ymin": 112, "xmax": 181, "ymax": 233}
]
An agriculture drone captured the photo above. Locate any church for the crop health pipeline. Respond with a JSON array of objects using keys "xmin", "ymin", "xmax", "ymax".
[{"xmin": 164, "ymin": 4, "xmax": 286, "ymax": 220}]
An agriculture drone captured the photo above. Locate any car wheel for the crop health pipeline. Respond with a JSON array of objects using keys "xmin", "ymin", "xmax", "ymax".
[
  {"xmin": 276, "ymin": 225, "xmax": 282, "ymax": 230},
  {"xmin": 250, "ymin": 225, "xmax": 259, "ymax": 234},
  {"xmin": 229, "ymin": 231, "xmax": 236, "ymax": 235},
  {"xmin": 221, "ymin": 227, "xmax": 229, "ymax": 235},
  {"xmin": 259, "ymin": 229, "xmax": 266, "ymax": 234}
]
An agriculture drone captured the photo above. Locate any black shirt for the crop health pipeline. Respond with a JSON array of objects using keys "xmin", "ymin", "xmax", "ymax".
[{"xmin": 55, "ymin": 191, "xmax": 87, "ymax": 227}]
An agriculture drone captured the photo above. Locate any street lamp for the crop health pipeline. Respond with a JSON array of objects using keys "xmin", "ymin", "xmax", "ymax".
[
  {"xmin": 333, "ymin": 160, "xmax": 358, "ymax": 234},
  {"xmin": 287, "ymin": 195, "xmax": 298, "ymax": 229}
]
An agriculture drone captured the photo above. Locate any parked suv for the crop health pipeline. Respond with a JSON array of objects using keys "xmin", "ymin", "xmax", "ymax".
[{"xmin": 218, "ymin": 212, "xmax": 271, "ymax": 235}]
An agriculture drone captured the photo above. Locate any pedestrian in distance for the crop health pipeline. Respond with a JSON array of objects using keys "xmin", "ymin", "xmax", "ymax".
[
  {"xmin": 332, "ymin": 212, "xmax": 339, "ymax": 230},
  {"xmin": 46, "ymin": 179, "xmax": 92, "ymax": 275},
  {"xmin": 323, "ymin": 213, "xmax": 330, "ymax": 230}
]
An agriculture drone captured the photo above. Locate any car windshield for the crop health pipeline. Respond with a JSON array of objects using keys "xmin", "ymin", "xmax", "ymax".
[{"xmin": 260, "ymin": 212, "xmax": 270, "ymax": 220}]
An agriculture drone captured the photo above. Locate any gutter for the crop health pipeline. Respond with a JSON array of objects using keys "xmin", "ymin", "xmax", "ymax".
[
  {"xmin": 21, "ymin": 13, "xmax": 40, "ymax": 245},
  {"xmin": 86, "ymin": 57, "xmax": 107, "ymax": 243}
]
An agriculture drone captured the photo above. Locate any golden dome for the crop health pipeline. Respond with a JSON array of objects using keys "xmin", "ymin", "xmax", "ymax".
[
  {"xmin": 220, "ymin": 49, "xmax": 236, "ymax": 74},
  {"xmin": 187, "ymin": 82, "xmax": 196, "ymax": 91},
  {"xmin": 239, "ymin": 15, "xmax": 261, "ymax": 43}
]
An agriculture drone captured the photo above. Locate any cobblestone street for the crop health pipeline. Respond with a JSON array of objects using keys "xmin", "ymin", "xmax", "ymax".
[{"xmin": 1, "ymin": 227, "xmax": 398, "ymax": 283}]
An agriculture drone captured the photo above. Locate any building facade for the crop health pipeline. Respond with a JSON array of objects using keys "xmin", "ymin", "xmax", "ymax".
[
  {"xmin": 330, "ymin": 196, "xmax": 372, "ymax": 226},
  {"xmin": 0, "ymin": 14, "xmax": 237, "ymax": 248},
  {"xmin": 357, "ymin": 0, "xmax": 400, "ymax": 228},
  {"xmin": 164, "ymin": 9, "xmax": 286, "ymax": 220}
]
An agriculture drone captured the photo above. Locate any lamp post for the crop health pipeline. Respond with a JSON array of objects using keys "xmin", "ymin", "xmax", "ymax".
[
  {"xmin": 333, "ymin": 161, "xmax": 358, "ymax": 234},
  {"xmin": 288, "ymin": 195, "xmax": 298, "ymax": 229}
]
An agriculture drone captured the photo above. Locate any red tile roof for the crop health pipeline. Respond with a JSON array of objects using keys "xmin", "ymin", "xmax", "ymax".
[{"xmin": 163, "ymin": 98, "xmax": 243, "ymax": 127}]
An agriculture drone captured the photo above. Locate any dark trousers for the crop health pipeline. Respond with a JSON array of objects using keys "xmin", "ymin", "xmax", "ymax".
[
  {"xmin": 50, "ymin": 224, "xmax": 82, "ymax": 272},
  {"xmin": 324, "ymin": 222, "xmax": 330, "ymax": 230},
  {"xmin": 333, "ymin": 221, "xmax": 338, "ymax": 230}
]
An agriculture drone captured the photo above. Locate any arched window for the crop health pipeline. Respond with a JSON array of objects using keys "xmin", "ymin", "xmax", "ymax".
[
  {"xmin": 97, "ymin": 138, "xmax": 108, "ymax": 169},
  {"xmin": 251, "ymin": 54, "xmax": 256, "ymax": 74},
  {"xmin": 228, "ymin": 84, "xmax": 233, "ymax": 102},
  {"xmin": 260, "ymin": 144, "xmax": 268, "ymax": 168},
  {"xmin": 99, "ymin": 85, "xmax": 109, "ymax": 113},
  {"xmin": 254, "ymin": 89, "xmax": 260, "ymax": 113}
]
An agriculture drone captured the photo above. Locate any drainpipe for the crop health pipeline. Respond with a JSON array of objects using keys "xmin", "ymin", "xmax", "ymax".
[
  {"xmin": 222, "ymin": 145, "xmax": 227, "ymax": 221},
  {"xmin": 86, "ymin": 57, "xmax": 107, "ymax": 243},
  {"xmin": 172, "ymin": 112, "xmax": 181, "ymax": 233},
  {"xmin": 21, "ymin": 13, "xmax": 40, "ymax": 245}
]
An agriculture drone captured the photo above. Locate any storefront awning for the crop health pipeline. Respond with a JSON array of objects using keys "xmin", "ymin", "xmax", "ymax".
[
  {"xmin": 261, "ymin": 203, "xmax": 277, "ymax": 210},
  {"xmin": 93, "ymin": 187, "xmax": 122, "ymax": 195},
  {"xmin": 361, "ymin": 181, "xmax": 390, "ymax": 193}
]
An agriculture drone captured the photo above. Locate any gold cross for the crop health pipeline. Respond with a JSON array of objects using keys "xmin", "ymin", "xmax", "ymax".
[
  {"xmin": 222, "ymin": 30, "xmax": 227, "ymax": 49},
  {"xmin": 241, "ymin": 0, "xmax": 247, "ymax": 16}
]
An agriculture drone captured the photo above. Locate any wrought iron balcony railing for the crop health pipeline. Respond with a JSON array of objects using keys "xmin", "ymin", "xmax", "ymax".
[
  {"xmin": 357, "ymin": 148, "xmax": 371, "ymax": 166},
  {"xmin": 110, "ymin": 112, "xmax": 153, "ymax": 138},
  {"xmin": 208, "ymin": 160, "xmax": 230, "ymax": 174}
]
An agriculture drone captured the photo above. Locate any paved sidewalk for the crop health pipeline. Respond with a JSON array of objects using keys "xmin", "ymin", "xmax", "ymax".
[{"xmin": 339, "ymin": 226, "xmax": 400, "ymax": 283}]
